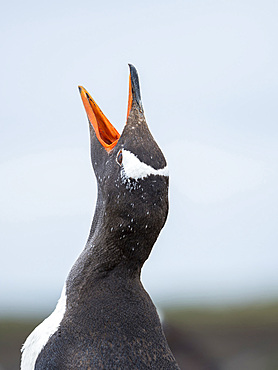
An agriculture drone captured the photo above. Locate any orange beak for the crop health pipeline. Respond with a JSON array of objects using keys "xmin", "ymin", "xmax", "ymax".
[{"xmin": 78, "ymin": 72, "xmax": 134, "ymax": 152}]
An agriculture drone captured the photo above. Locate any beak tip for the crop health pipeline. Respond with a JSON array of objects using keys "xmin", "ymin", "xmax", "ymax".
[
  {"xmin": 128, "ymin": 64, "xmax": 142, "ymax": 108},
  {"xmin": 128, "ymin": 64, "xmax": 137, "ymax": 78},
  {"xmin": 78, "ymin": 86, "xmax": 82, "ymax": 94}
]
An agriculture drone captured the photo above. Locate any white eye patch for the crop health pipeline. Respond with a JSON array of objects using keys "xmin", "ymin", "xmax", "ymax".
[{"xmin": 120, "ymin": 149, "xmax": 169, "ymax": 180}]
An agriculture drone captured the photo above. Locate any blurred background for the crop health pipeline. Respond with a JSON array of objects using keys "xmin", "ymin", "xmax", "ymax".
[{"xmin": 1, "ymin": 0, "xmax": 278, "ymax": 369}]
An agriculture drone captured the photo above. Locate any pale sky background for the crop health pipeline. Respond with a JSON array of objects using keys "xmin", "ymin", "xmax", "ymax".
[{"xmin": 1, "ymin": 0, "xmax": 278, "ymax": 316}]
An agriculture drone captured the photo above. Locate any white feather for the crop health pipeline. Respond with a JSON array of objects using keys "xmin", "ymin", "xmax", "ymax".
[
  {"xmin": 21, "ymin": 285, "xmax": 67, "ymax": 370},
  {"xmin": 121, "ymin": 149, "xmax": 169, "ymax": 180}
]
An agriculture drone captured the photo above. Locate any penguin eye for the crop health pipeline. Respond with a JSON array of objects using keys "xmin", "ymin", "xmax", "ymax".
[{"xmin": 116, "ymin": 150, "xmax": 123, "ymax": 165}]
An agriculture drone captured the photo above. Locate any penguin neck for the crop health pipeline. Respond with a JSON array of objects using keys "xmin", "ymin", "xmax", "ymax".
[{"xmin": 66, "ymin": 186, "xmax": 155, "ymax": 305}]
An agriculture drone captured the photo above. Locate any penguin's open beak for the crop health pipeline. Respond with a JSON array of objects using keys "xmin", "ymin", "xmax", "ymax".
[{"xmin": 78, "ymin": 64, "xmax": 142, "ymax": 152}]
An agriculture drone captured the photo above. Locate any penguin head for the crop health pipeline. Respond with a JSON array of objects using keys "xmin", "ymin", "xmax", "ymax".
[{"xmin": 78, "ymin": 65, "xmax": 169, "ymax": 266}]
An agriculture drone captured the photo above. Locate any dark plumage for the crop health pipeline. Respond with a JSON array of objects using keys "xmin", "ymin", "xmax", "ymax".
[{"xmin": 22, "ymin": 65, "xmax": 179, "ymax": 369}]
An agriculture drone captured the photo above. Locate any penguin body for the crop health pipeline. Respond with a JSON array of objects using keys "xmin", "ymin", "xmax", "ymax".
[{"xmin": 21, "ymin": 65, "xmax": 179, "ymax": 369}]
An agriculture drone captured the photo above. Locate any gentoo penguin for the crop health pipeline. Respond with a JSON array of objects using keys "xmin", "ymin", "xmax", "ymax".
[{"xmin": 21, "ymin": 65, "xmax": 179, "ymax": 369}]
